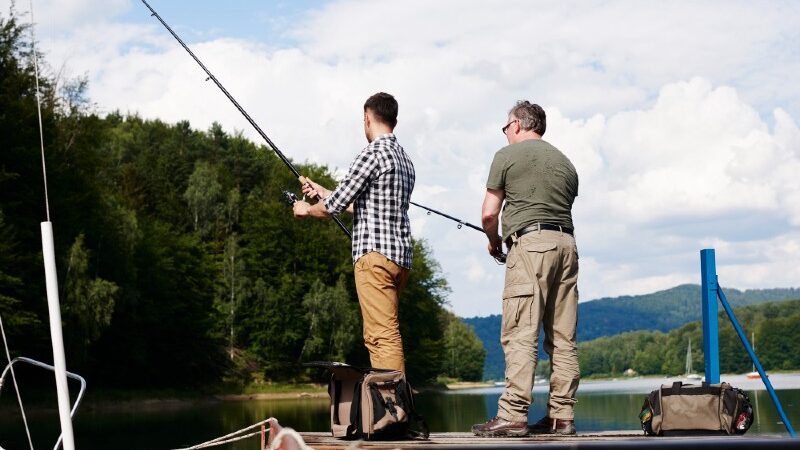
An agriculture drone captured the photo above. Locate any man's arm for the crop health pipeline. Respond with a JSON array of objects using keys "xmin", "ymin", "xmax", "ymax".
[
  {"xmin": 324, "ymin": 150, "xmax": 375, "ymax": 216},
  {"xmin": 293, "ymin": 199, "xmax": 332, "ymax": 218},
  {"xmin": 482, "ymin": 188, "xmax": 505, "ymax": 258},
  {"xmin": 299, "ymin": 178, "xmax": 354, "ymax": 215}
]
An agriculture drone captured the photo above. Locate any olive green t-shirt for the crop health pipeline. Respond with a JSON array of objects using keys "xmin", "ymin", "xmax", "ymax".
[{"xmin": 486, "ymin": 139, "xmax": 578, "ymax": 241}]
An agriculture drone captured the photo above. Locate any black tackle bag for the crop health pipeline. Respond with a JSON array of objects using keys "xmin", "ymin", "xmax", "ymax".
[{"xmin": 304, "ymin": 361, "xmax": 429, "ymax": 440}]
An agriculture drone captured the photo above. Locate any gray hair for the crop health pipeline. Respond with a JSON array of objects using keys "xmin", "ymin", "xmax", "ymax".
[{"xmin": 508, "ymin": 101, "xmax": 546, "ymax": 136}]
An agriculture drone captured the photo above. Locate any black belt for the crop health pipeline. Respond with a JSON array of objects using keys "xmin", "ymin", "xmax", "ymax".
[{"xmin": 506, "ymin": 223, "xmax": 573, "ymax": 247}]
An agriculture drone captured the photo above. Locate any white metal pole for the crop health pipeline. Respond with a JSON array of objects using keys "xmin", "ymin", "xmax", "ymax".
[{"xmin": 41, "ymin": 221, "xmax": 76, "ymax": 450}]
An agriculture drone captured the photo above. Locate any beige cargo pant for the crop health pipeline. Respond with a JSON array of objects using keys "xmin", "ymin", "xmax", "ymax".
[
  {"xmin": 496, "ymin": 230, "xmax": 580, "ymax": 422},
  {"xmin": 354, "ymin": 251, "xmax": 410, "ymax": 373}
]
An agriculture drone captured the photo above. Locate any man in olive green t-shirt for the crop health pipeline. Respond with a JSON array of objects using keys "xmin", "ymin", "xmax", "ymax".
[{"xmin": 472, "ymin": 101, "xmax": 580, "ymax": 437}]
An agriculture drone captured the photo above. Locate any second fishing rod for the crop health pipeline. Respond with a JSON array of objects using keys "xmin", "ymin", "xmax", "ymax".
[{"xmin": 141, "ymin": 0, "xmax": 505, "ymax": 262}]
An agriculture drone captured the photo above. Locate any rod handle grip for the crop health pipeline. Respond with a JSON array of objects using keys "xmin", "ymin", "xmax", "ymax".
[{"xmin": 298, "ymin": 176, "xmax": 322, "ymax": 200}]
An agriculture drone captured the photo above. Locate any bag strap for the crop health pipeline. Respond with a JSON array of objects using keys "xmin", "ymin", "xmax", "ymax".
[
  {"xmin": 332, "ymin": 379, "xmax": 342, "ymax": 425},
  {"xmin": 399, "ymin": 380, "xmax": 429, "ymax": 439},
  {"xmin": 408, "ymin": 412, "xmax": 430, "ymax": 439},
  {"xmin": 349, "ymin": 380, "xmax": 362, "ymax": 437}
]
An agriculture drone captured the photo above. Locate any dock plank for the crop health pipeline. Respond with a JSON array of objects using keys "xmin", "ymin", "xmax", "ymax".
[{"xmin": 297, "ymin": 431, "xmax": 792, "ymax": 450}]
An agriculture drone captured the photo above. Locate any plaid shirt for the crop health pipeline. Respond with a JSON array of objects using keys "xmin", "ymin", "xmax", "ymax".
[{"xmin": 324, "ymin": 133, "xmax": 415, "ymax": 268}]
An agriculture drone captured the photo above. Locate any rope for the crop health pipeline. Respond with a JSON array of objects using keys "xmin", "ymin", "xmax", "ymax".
[
  {"xmin": 0, "ymin": 315, "xmax": 35, "ymax": 450},
  {"xmin": 172, "ymin": 418, "xmax": 276, "ymax": 450},
  {"xmin": 270, "ymin": 428, "xmax": 313, "ymax": 450},
  {"xmin": 28, "ymin": 0, "xmax": 50, "ymax": 222},
  {"xmin": 177, "ymin": 430, "xmax": 262, "ymax": 449}
]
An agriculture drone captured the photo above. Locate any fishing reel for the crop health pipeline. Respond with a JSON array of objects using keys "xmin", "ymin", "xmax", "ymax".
[
  {"xmin": 282, "ymin": 190, "xmax": 299, "ymax": 206},
  {"xmin": 494, "ymin": 252, "xmax": 507, "ymax": 265}
]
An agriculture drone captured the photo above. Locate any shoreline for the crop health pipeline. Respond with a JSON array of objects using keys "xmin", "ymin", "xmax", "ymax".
[
  {"xmin": 13, "ymin": 372, "xmax": 799, "ymax": 412},
  {"xmin": 454, "ymin": 372, "xmax": 800, "ymax": 395}
]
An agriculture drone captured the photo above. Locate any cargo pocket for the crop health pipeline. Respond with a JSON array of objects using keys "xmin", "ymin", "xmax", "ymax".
[
  {"xmin": 505, "ymin": 240, "xmax": 557, "ymax": 286},
  {"xmin": 502, "ymin": 283, "xmax": 534, "ymax": 300}
]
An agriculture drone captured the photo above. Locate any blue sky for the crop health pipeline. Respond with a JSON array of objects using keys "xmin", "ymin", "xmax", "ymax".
[
  {"xmin": 120, "ymin": 1, "xmax": 327, "ymax": 46},
  {"xmin": 6, "ymin": 0, "xmax": 800, "ymax": 317}
]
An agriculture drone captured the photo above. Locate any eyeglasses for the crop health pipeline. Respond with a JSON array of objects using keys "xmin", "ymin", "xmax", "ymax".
[{"xmin": 501, "ymin": 119, "xmax": 519, "ymax": 135}]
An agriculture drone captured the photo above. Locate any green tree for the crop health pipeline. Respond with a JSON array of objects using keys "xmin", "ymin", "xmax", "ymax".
[
  {"xmin": 399, "ymin": 240, "xmax": 450, "ymax": 383},
  {"xmin": 441, "ymin": 312, "xmax": 486, "ymax": 381},
  {"xmin": 63, "ymin": 234, "xmax": 118, "ymax": 364},
  {"xmin": 0, "ymin": 209, "xmax": 38, "ymax": 333},
  {"xmin": 184, "ymin": 161, "xmax": 223, "ymax": 237},
  {"xmin": 300, "ymin": 277, "xmax": 359, "ymax": 363},
  {"xmin": 759, "ymin": 314, "xmax": 800, "ymax": 370},
  {"xmin": 91, "ymin": 220, "xmax": 225, "ymax": 387},
  {"xmin": 219, "ymin": 233, "xmax": 249, "ymax": 359}
]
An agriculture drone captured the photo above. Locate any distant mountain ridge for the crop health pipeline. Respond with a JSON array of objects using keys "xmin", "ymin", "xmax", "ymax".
[{"xmin": 463, "ymin": 284, "xmax": 800, "ymax": 380}]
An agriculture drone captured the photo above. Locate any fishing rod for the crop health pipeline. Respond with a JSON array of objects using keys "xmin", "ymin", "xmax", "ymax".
[
  {"xmin": 410, "ymin": 201, "xmax": 482, "ymax": 232},
  {"xmin": 142, "ymin": 1, "xmax": 505, "ymax": 263},
  {"xmin": 141, "ymin": 0, "xmax": 351, "ymax": 239},
  {"xmin": 410, "ymin": 202, "xmax": 506, "ymax": 264}
]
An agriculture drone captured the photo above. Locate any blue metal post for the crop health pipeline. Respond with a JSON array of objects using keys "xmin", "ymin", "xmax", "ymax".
[
  {"xmin": 717, "ymin": 286, "xmax": 796, "ymax": 437},
  {"xmin": 700, "ymin": 249, "xmax": 720, "ymax": 384}
]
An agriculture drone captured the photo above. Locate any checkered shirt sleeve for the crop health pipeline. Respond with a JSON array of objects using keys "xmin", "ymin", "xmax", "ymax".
[{"xmin": 324, "ymin": 133, "xmax": 415, "ymax": 268}]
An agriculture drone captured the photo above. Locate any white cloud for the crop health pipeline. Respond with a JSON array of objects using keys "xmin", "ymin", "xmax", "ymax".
[
  {"xmin": 2, "ymin": 0, "xmax": 130, "ymax": 32},
  {"xmin": 11, "ymin": 0, "xmax": 800, "ymax": 317}
]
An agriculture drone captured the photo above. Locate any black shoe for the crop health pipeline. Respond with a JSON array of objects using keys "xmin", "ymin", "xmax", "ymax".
[
  {"xmin": 472, "ymin": 417, "xmax": 529, "ymax": 437},
  {"xmin": 528, "ymin": 416, "xmax": 576, "ymax": 435}
]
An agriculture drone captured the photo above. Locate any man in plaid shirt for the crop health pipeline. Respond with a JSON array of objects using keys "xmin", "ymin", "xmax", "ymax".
[{"xmin": 293, "ymin": 92, "xmax": 415, "ymax": 372}]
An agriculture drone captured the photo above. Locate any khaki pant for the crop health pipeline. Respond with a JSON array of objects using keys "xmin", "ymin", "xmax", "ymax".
[
  {"xmin": 354, "ymin": 252, "xmax": 410, "ymax": 372},
  {"xmin": 496, "ymin": 230, "xmax": 580, "ymax": 422}
]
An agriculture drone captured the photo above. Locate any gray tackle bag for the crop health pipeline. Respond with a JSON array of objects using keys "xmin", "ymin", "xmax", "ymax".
[
  {"xmin": 304, "ymin": 361, "xmax": 429, "ymax": 440},
  {"xmin": 639, "ymin": 381, "xmax": 753, "ymax": 436}
]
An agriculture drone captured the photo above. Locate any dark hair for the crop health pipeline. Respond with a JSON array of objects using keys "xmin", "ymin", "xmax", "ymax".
[
  {"xmin": 509, "ymin": 100, "xmax": 546, "ymax": 136},
  {"xmin": 364, "ymin": 92, "xmax": 398, "ymax": 128}
]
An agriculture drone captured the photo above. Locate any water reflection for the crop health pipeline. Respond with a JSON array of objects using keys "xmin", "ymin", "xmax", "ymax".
[{"xmin": 1, "ymin": 389, "xmax": 796, "ymax": 449}]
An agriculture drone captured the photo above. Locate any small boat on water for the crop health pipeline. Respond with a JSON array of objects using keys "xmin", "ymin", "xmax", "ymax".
[{"xmin": 685, "ymin": 338, "xmax": 703, "ymax": 381}]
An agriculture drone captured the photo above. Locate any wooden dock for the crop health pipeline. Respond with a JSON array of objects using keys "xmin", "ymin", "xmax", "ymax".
[{"xmin": 298, "ymin": 431, "xmax": 797, "ymax": 449}]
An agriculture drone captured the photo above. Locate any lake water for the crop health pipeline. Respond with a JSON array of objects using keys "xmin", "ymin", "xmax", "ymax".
[{"xmin": 1, "ymin": 375, "xmax": 798, "ymax": 449}]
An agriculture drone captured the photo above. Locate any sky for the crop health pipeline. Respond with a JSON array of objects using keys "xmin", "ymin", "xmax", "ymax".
[{"xmin": 5, "ymin": 0, "xmax": 800, "ymax": 317}]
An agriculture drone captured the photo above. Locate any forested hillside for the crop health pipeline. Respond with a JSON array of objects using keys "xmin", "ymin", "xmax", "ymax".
[
  {"xmin": 465, "ymin": 284, "xmax": 800, "ymax": 380},
  {"xmin": 0, "ymin": 13, "xmax": 484, "ymax": 388},
  {"xmin": 579, "ymin": 299, "xmax": 800, "ymax": 377}
]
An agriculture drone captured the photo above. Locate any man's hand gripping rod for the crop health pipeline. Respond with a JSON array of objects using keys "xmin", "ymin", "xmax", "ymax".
[{"xmin": 141, "ymin": 0, "xmax": 351, "ymax": 240}]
